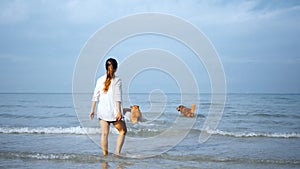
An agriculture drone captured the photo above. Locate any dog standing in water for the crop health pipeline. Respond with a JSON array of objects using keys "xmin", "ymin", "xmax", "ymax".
[
  {"xmin": 123, "ymin": 105, "xmax": 142, "ymax": 123},
  {"xmin": 176, "ymin": 104, "xmax": 196, "ymax": 117}
]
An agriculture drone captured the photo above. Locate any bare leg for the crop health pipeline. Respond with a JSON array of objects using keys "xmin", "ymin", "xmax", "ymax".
[
  {"xmin": 100, "ymin": 120, "xmax": 110, "ymax": 156},
  {"xmin": 113, "ymin": 120, "xmax": 127, "ymax": 155}
]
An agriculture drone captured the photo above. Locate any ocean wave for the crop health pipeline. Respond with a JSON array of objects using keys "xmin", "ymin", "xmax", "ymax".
[
  {"xmin": 0, "ymin": 104, "xmax": 27, "ymax": 108},
  {"xmin": 36, "ymin": 105, "xmax": 73, "ymax": 109},
  {"xmin": 161, "ymin": 154, "xmax": 300, "ymax": 165},
  {"xmin": 0, "ymin": 126, "xmax": 162, "ymax": 136},
  {"xmin": 1, "ymin": 151, "xmax": 299, "ymax": 165},
  {"xmin": 0, "ymin": 151, "xmax": 100, "ymax": 162},
  {"xmin": 1, "ymin": 126, "xmax": 299, "ymax": 139},
  {"xmin": 0, "ymin": 126, "xmax": 100, "ymax": 135},
  {"xmin": 0, "ymin": 113, "xmax": 76, "ymax": 119},
  {"xmin": 202, "ymin": 129, "xmax": 300, "ymax": 138},
  {"xmin": 252, "ymin": 113, "xmax": 300, "ymax": 119}
]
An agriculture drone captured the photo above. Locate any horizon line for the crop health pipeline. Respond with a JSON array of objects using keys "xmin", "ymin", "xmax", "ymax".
[{"xmin": 0, "ymin": 92, "xmax": 299, "ymax": 95}]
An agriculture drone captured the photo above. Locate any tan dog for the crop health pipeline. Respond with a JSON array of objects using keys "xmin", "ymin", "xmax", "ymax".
[
  {"xmin": 176, "ymin": 104, "xmax": 196, "ymax": 117},
  {"xmin": 130, "ymin": 105, "xmax": 142, "ymax": 123},
  {"xmin": 123, "ymin": 105, "xmax": 142, "ymax": 123}
]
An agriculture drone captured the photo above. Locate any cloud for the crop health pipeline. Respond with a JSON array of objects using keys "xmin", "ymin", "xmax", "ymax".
[
  {"xmin": 191, "ymin": 1, "xmax": 300, "ymax": 62},
  {"xmin": 186, "ymin": 0, "xmax": 300, "ymax": 26},
  {"xmin": 0, "ymin": 0, "xmax": 30, "ymax": 24},
  {"xmin": 64, "ymin": 0, "xmax": 108, "ymax": 24},
  {"xmin": 0, "ymin": 0, "xmax": 299, "ymax": 93},
  {"xmin": 2, "ymin": 0, "xmax": 298, "ymax": 26}
]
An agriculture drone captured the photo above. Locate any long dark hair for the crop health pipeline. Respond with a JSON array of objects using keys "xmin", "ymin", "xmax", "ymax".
[{"xmin": 103, "ymin": 58, "xmax": 118, "ymax": 93}]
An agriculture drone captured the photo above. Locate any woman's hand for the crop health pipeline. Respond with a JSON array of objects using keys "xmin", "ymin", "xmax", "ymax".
[
  {"xmin": 90, "ymin": 101, "xmax": 96, "ymax": 120},
  {"xmin": 115, "ymin": 112, "xmax": 122, "ymax": 121},
  {"xmin": 89, "ymin": 111, "xmax": 94, "ymax": 120}
]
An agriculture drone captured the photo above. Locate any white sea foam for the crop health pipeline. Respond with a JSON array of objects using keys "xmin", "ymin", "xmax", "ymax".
[
  {"xmin": 0, "ymin": 151, "xmax": 99, "ymax": 162},
  {"xmin": 1, "ymin": 126, "xmax": 299, "ymax": 138},
  {"xmin": 203, "ymin": 129, "xmax": 300, "ymax": 138},
  {"xmin": 0, "ymin": 126, "xmax": 100, "ymax": 135},
  {"xmin": 1, "ymin": 151, "xmax": 299, "ymax": 165},
  {"xmin": 0, "ymin": 126, "xmax": 161, "ymax": 135}
]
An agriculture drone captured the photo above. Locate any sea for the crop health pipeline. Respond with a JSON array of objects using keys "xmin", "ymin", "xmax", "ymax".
[{"xmin": 0, "ymin": 93, "xmax": 299, "ymax": 169}]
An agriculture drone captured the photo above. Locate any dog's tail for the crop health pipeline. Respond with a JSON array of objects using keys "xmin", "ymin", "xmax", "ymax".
[
  {"xmin": 123, "ymin": 108, "xmax": 131, "ymax": 115},
  {"xmin": 191, "ymin": 104, "xmax": 196, "ymax": 113}
]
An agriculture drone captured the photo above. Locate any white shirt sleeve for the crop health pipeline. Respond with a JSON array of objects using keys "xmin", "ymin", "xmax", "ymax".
[
  {"xmin": 91, "ymin": 78, "xmax": 101, "ymax": 102},
  {"xmin": 113, "ymin": 77, "xmax": 122, "ymax": 102}
]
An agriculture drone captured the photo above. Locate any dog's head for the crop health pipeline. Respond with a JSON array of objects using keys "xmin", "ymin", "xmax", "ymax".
[
  {"xmin": 130, "ymin": 105, "xmax": 140, "ymax": 110},
  {"xmin": 176, "ymin": 105, "xmax": 185, "ymax": 111}
]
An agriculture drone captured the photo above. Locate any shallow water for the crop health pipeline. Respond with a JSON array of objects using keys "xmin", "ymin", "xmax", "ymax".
[{"xmin": 0, "ymin": 93, "xmax": 299, "ymax": 168}]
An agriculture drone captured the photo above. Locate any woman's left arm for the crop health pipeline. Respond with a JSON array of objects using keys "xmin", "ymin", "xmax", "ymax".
[
  {"xmin": 115, "ymin": 101, "xmax": 122, "ymax": 121},
  {"xmin": 114, "ymin": 78, "xmax": 122, "ymax": 121}
]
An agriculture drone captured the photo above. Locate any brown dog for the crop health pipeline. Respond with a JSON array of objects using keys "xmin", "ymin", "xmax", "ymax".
[
  {"xmin": 130, "ymin": 105, "xmax": 142, "ymax": 123},
  {"xmin": 123, "ymin": 105, "xmax": 142, "ymax": 123},
  {"xmin": 176, "ymin": 104, "xmax": 196, "ymax": 117}
]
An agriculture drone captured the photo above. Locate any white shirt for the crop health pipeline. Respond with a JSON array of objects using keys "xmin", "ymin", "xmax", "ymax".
[{"xmin": 92, "ymin": 75, "xmax": 122, "ymax": 121}]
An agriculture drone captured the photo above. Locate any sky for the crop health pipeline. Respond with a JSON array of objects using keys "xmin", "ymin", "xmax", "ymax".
[{"xmin": 0, "ymin": 0, "xmax": 300, "ymax": 93}]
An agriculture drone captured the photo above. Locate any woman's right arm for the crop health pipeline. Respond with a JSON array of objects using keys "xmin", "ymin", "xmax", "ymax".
[
  {"xmin": 90, "ymin": 101, "xmax": 97, "ymax": 120},
  {"xmin": 90, "ymin": 79, "xmax": 101, "ymax": 120}
]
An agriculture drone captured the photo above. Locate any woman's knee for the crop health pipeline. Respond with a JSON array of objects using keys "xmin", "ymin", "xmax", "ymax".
[
  {"xmin": 100, "ymin": 120, "xmax": 110, "ymax": 137},
  {"xmin": 101, "ymin": 128, "xmax": 109, "ymax": 137},
  {"xmin": 102, "ymin": 131, "xmax": 109, "ymax": 138}
]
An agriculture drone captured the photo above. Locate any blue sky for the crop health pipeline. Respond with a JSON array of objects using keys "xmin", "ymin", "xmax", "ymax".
[{"xmin": 0, "ymin": 0, "xmax": 299, "ymax": 93}]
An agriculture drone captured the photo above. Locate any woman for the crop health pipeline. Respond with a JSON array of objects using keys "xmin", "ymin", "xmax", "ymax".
[{"xmin": 89, "ymin": 58, "xmax": 127, "ymax": 156}]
